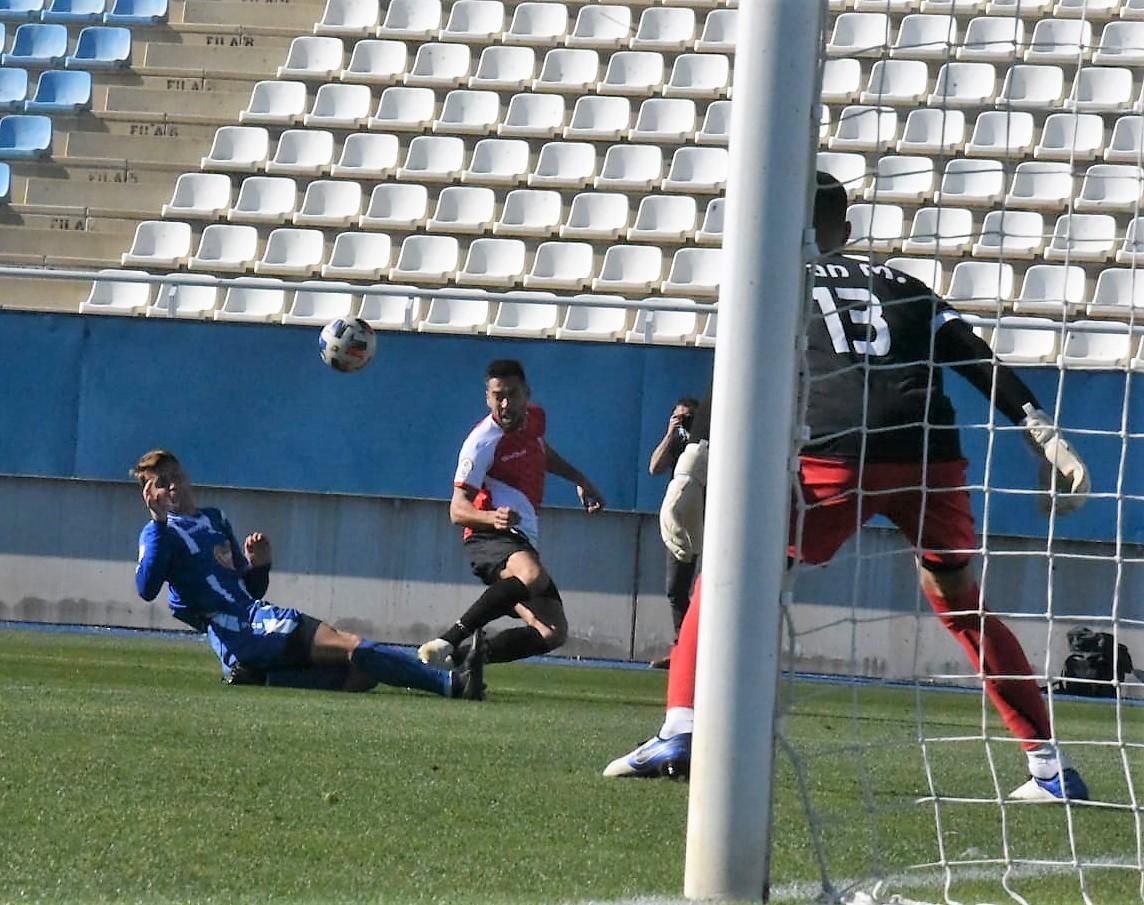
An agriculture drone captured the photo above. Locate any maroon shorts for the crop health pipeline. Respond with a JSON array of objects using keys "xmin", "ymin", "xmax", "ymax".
[{"xmin": 788, "ymin": 457, "xmax": 977, "ymax": 570}]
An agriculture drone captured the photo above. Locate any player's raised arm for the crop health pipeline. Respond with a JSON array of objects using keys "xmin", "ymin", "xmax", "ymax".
[{"xmin": 545, "ymin": 444, "xmax": 604, "ymax": 512}]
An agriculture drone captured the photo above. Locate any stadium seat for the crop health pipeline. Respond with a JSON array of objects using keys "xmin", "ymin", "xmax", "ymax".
[
  {"xmin": 0, "ymin": 68, "xmax": 29, "ymax": 112},
  {"xmin": 161, "ymin": 172, "xmax": 231, "ymax": 219},
  {"xmin": 313, "ymin": 0, "xmax": 378, "ymax": 36},
  {"xmin": 121, "ymin": 220, "xmax": 191, "ymax": 267},
  {"xmin": 991, "ymin": 317, "xmax": 1059, "ymax": 365},
  {"xmin": 662, "ymin": 146, "xmax": 727, "ymax": 192},
  {"xmin": 1067, "ymin": 66, "xmax": 1134, "ymax": 113},
  {"xmin": 694, "ymin": 197, "xmax": 722, "ymax": 246},
  {"xmin": 662, "ymin": 247, "xmax": 719, "ymax": 298},
  {"xmin": 188, "ymin": 223, "xmax": 259, "ymax": 272},
  {"xmin": 662, "ymin": 53, "xmax": 730, "ymax": 98},
  {"xmin": 885, "ymin": 256, "xmax": 944, "ymax": 293},
  {"xmin": 826, "ymin": 12, "xmax": 890, "ymax": 57},
  {"xmin": 493, "ymin": 187, "xmax": 562, "ymax": 236},
  {"xmin": 0, "ymin": 161, "xmax": 10, "ymax": 204},
  {"xmin": 596, "ymin": 144, "xmax": 663, "ymax": 191},
  {"xmin": 396, "ymin": 135, "xmax": 465, "ymax": 182},
  {"xmin": 434, "ymin": 88, "xmax": 500, "ymax": 134},
  {"xmin": 41, "ymin": 0, "xmax": 103, "ymax": 21},
  {"xmin": 1075, "ymin": 164, "xmax": 1143, "ymax": 212},
  {"xmin": 456, "ymin": 237, "xmax": 527, "ymax": 286},
  {"xmin": 340, "ymin": 39, "xmax": 406, "ymax": 84},
  {"xmin": 896, "ymin": 107, "xmax": 964, "ymax": 154},
  {"xmin": 1117, "ymin": 218, "xmax": 1144, "ymax": 265},
  {"xmin": 627, "ymin": 194, "xmax": 696, "ymax": 242},
  {"xmin": 1055, "ymin": 0, "xmax": 1118, "ymax": 15},
  {"xmin": 497, "ymin": 91, "xmax": 565, "ymax": 136},
  {"xmin": 919, "ymin": 0, "xmax": 988, "ymax": 12},
  {"xmin": 1089, "ymin": 268, "xmax": 1144, "ymax": 316},
  {"xmin": 461, "ymin": 137, "xmax": 530, "ymax": 185},
  {"xmin": 592, "ymin": 244, "xmax": 662, "ymax": 293},
  {"xmin": 820, "ymin": 57, "xmax": 862, "ymax": 103},
  {"xmin": 860, "ymin": 59, "xmax": 929, "ymax": 105},
  {"xmin": 864, "ymin": 155, "xmax": 934, "ymax": 202},
  {"xmin": 555, "ymin": 294, "xmax": 631, "ymax": 341},
  {"xmin": 201, "ymin": 126, "xmax": 269, "ymax": 173},
  {"xmin": 965, "ymin": 110, "xmax": 1034, "ymax": 157},
  {"xmin": 486, "ymin": 290, "xmax": 561, "ymax": 337},
  {"xmin": 148, "ymin": 279, "xmax": 218, "ymax": 318},
  {"xmin": 695, "ymin": 9, "xmax": 736, "ymax": 52},
  {"xmin": 1024, "ymin": 18, "xmax": 1091, "ymax": 63},
  {"xmin": 1092, "ymin": 22, "xmax": 1144, "ymax": 66},
  {"xmin": 228, "ymin": 176, "xmax": 297, "ymax": 224},
  {"xmin": 694, "ymin": 99, "xmax": 730, "ymax": 145},
  {"xmin": 304, "ymin": 83, "xmax": 371, "ymax": 128},
  {"xmin": 598, "ymin": 50, "xmax": 665, "ymax": 96},
  {"xmin": 1013, "ymin": 263, "xmax": 1087, "ymax": 315},
  {"xmin": 102, "ymin": 0, "xmax": 163, "ymax": 23},
  {"xmin": 277, "ymin": 36, "xmax": 344, "ymax": 80},
  {"xmin": 239, "ymin": 81, "xmax": 307, "ymax": 125},
  {"xmin": 367, "ymin": 85, "xmax": 435, "ymax": 132},
  {"xmin": 1120, "ymin": 0, "xmax": 1144, "ymax": 17},
  {"xmin": 523, "ymin": 240, "xmax": 593, "ymax": 289},
  {"xmin": 1060, "ymin": 321, "xmax": 1134, "ymax": 370},
  {"xmin": 564, "ymin": 95, "xmax": 630, "ymax": 140},
  {"xmin": 360, "ymin": 182, "xmax": 428, "ymax": 229},
  {"xmin": 984, "ymin": 0, "xmax": 1051, "ymax": 14},
  {"xmin": 0, "ymin": 112, "xmax": 49, "ymax": 158},
  {"xmin": 534, "ymin": 47, "xmax": 598, "ymax": 92},
  {"xmin": 439, "ymin": 0, "xmax": 504, "ymax": 43},
  {"xmin": 418, "ymin": 289, "xmax": 492, "ymax": 334},
  {"xmin": 215, "ymin": 278, "xmax": 287, "ymax": 322},
  {"xmin": 817, "ymin": 151, "xmax": 867, "ymax": 197},
  {"xmin": 254, "ymin": 227, "xmax": 325, "ymax": 276},
  {"xmin": 972, "ymin": 210, "xmax": 1044, "ymax": 259},
  {"xmin": 854, "ymin": 0, "xmax": 919, "ymax": 9},
  {"xmin": 1106, "ymin": 116, "xmax": 1144, "ymax": 164},
  {"xmin": 358, "ymin": 284, "xmax": 423, "ymax": 330},
  {"xmin": 890, "ymin": 13, "xmax": 957, "ymax": 60},
  {"xmin": 958, "ymin": 15, "xmax": 1022, "ymax": 61},
  {"xmin": 404, "ymin": 42, "xmax": 470, "ymax": 87},
  {"xmin": 503, "ymin": 2, "xmax": 567, "ymax": 46},
  {"xmin": 629, "ymin": 97, "xmax": 695, "ymax": 142},
  {"xmin": 321, "ymin": 231, "xmax": 391, "ymax": 279},
  {"xmin": 936, "ymin": 158, "xmax": 1004, "ymax": 206},
  {"xmin": 901, "ymin": 206, "xmax": 974, "ymax": 255},
  {"xmin": 294, "ymin": 179, "xmax": 362, "ymax": 227},
  {"xmin": 559, "ymin": 191, "xmax": 628, "ymax": 240},
  {"xmin": 376, "ymin": 0, "xmax": 440, "ymax": 39},
  {"xmin": 946, "ymin": 261, "xmax": 1013, "ymax": 311},
  {"xmin": 283, "ymin": 281, "xmax": 357, "ymax": 326},
  {"xmin": 565, "ymin": 5, "xmax": 630, "ymax": 48},
  {"xmin": 0, "ymin": 0, "xmax": 43, "ymax": 19},
  {"xmin": 2, "ymin": 23, "xmax": 65, "ymax": 65},
  {"xmin": 631, "ymin": 7, "xmax": 695, "ymax": 50},
  {"xmin": 80, "ymin": 269, "xmax": 152, "ymax": 315},
  {"xmin": 266, "ymin": 129, "xmax": 334, "ymax": 176},
  {"xmin": 426, "ymin": 184, "xmax": 495, "ymax": 234},
  {"xmin": 1004, "ymin": 161, "xmax": 1073, "ymax": 211},
  {"xmin": 469, "ymin": 45, "xmax": 535, "ymax": 90},
  {"xmin": 331, "ymin": 132, "xmax": 398, "ymax": 177},
  {"xmin": 846, "ymin": 202, "xmax": 904, "ymax": 252},
  {"xmin": 926, "ymin": 61, "xmax": 996, "ymax": 107},
  {"xmin": 1033, "ymin": 113, "xmax": 1103, "ymax": 161},
  {"xmin": 996, "ymin": 64, "xmax": 1064, "ymax": 109},
  {"xmin": 64, "ymin": 24, "xmax": 129, "ymax": 68},
  {"xmin": 828, "ymin": 105, "xmax": 898, "ymax": 151},
  {"xmin": 390, "ymin": 234, "xmax": 459, "ymax": 283},
  {"xmin": 625, "ymin": 305, "xmax": 701, "ymax": 345}
]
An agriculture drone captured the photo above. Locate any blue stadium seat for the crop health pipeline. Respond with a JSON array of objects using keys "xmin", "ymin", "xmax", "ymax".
[
  {"xmin": 102, "ymin": 0, "xmax": 164, "ymax": 24},
  {"xmin": 0, "ymin": 0, "xmax": 44, "ymax": 22},
  {"xmin": 24, "ymin": 69, "xmax": 91, "ymax": 112},
  {"xmin": 41, "ymin": 0, "xmax": 105, "ymax": 23},
  {"xmin": 0, "ymin": 68, "xmax": 29, "ymax": 112},
  {"xmin": 0, "ymin": 113, "xmax": 52, "ymax": 158},
  {"xmin": 0, "ymin": 162, "xmax": 10, "ymax": 204},
  {"xmin": 2, "ymin": 22, "xmax": 67, "ymax": 65},
  {"xmin": 64, "ymin": 24, "xmax": 129, "ymax": 68}
]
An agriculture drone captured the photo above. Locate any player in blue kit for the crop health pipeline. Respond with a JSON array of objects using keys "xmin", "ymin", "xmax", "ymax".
[{"xmin": 132, "ymin": 448, "xmax": 486, "ymax": 698}]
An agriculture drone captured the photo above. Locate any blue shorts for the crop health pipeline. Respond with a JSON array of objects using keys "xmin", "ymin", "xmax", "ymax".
[{"xmin": 207, "ymin": 604, "xmax": 321, "ymax": 672}]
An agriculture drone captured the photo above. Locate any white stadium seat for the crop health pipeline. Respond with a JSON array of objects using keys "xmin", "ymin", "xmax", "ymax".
[
  {"xmin": 1089, "ymin": 268, "xmax": 1144, "ymax": 316},
  {"xmin": 560, "ymin": 191, "xmax": 629, "ymax": 240},
  {"xmin": 283, "ymin": 282, "xmax": 357, "ymax": 325},
  {"xmin": 1033, "ymin": 113, "xmax": 1103, "ymax": 161},
  {"xmin": 503, "ymin": 2, "xmax": 567, "ymax": 46},
  {"xmin": 625, "ymin": 306, "xmax": 701, "ymax": 345},
  {"xmin": 121, "ymin": 220, "xmax": 191, "ymax": 267},
  {"xmin": 277, "ymin": 36, "xmax": 343, "ymax": 79},
  {"xmin": 891, "ymin": 14, "xmax": 957, "ymax": 60},
  {"xmin": 1055, "ymin": 0, "xmax": 1118, "ymax": 16},
  {"xmin": 486, "ymin": 291, "xmax": 561, "ymax": 338},
  {"xmin": 377, "ymin": 0, "xmax": 441, "ymax": 39},
  {"xmin": 1060, "ymin": 321, "xmax": 1134, "ymax": 370},
  {"xmin": 439, "ymin": 0, "xmax": 504, "ymax": 43},
  {"xmin": 627, "ymin": 194, "xmax": 696, "ymax": 242},
  {"xmin": 936, "ymin": 157, "xmax": 1004, "ymax": 206},
  {"xmin": 860, "ymin": 59, "xmax": 929, "ymax": 105},
  {"xmin": 426, "ymin": 185, "xmax": 496, "ymax": 234},
  {"xmin": 972, "ymin": 210, "xmax": 1044, "ymax": 259},
  {"xmin": 1013, "ymin": 264, "xmax": 1087, "ymax": 316},
  {"xmin": 946, "ymin": 260, "xmax": 1014, "ymax": 311},
  {"xmin": 662, "ymin": 247, "xmax": 719, "ymax": 298},
  {"xmin": 359, "ymin": 285, "xmax": 423, "ymax": 331},
  {"xmin": 846, "ymin": 202, "xmax": 904, "ymax": 252},
  {"xmin": 965, "ymin": 110, "xmax": 1034, "ymax": 158},
  {"xmin": 265, "ymin": 129, "xmax": 334, "ymax": 176},
  {"xmin": 885, "ymin": 256, "xmax": 945, "ymax": 293},
  {"xmin": 695, "ymin": 311, "xmax": 717, "ymax": 348},
  {"xmin": 189, "ymin": 223, "xmax": 258, "ymax": 272},
  {"xmin": 695, "ymin": 9, "xmax": 736, "ymax": 53},
  {"xmin": 901, "ymin": 206, "xmax": 974, "ymax": 255},
  {"xmin": 419, "ymin": 290, "xmax": 493, "ymax": 334},
  {"xmin": 461, "ymin": 137, "xmax": 530, "ymax": 185},
  {"xmin": 1024, "ymin": 18, "xmax": 1091, "ymax": 63},
  {"xmin": 239, "ymin": 80, "xmax": 306, "ymax": 125},
  {"xmin": 598, "ymin": 50, "xmax": 665, "ymax": 96},
  {"xmin": 303, "ymin": 83, "xmax": 372, "ymax": 128},
  {"xmin": 254, "ymin": 227, "xmax": 325, "ymax": 276},
  {"xmin": 826, "ymin": 12, "xmax": 890, "ymax": 58},
  {"xmin": 1075, "ymin": 164, "xmax": 1143, "ymax": 212},
  {"xmin": 404, "ymin": 42, "xmax": 471, "ymax": 87},
  {"xmin": 926, "ymin": 61, "xmax": 996, "ymax": 107},
  {"xmin": 696, "ymin": 197, "xmax": 723, "ymax": 245},
  {"xmin": 340, "ymin": 39, "xmax": 406, "ymax": 84},
  {"xmin": 596, "ymin": 144, "xmax": 663, "ymax": 191},
  {"xmin": 314, "ymin": 0, "xmax": 379, "ymax": 36},
  {"xmin": 1067, "ymin": 66, "xmax": 1134, "ymax": 113},
  {"xmin": 368, "ymin": 86, "xmax": 438, "ymax": 132},
  {"xmin": 162, "ymin": 172, "xmax": 231, "ymax": 220},
  {"xmin": 958, "ymin": 15, "xmax": 1023, "ymax": 62},
  {"xmin": 389, "ymin": 234, "xmax": 459, "ymax": 283},
  {"xmin": 201, "ymin": 126, "xmax": 269, "ymax": 172},
  {"xmin": 522, "ymin": 240, "xmax": 594, "ymax": 289},
  {"xmin": 228, "ymin": 176, "xmax": 297, "ymax": 224},
  {"xmin": 321, "ymin": 232, "xmax": 391, "ymax": 279},
  {"xmin": 434, "ymin": 89, "xmax": 500, "ymax": 134},
  {"xmin": 215, "ymin": 278, "xmax": 287, "ymax": 322},
  {"xmin": 829, "ymin": 105, "xmax": 898, "ymax": 151},
  {"xmin": 456, "ymin": 237, "xmax": 527, "ymax": 287},
  {"xmin": 533, "ymin": 47, "xmax": 599, "ymax": 92},
  {"xmin": 1117, "ymin": 218, "xmax": 1144, "ymax": 265},
  {"xmin": 360, "ymin": 183, "xmax": 429, "ymax": 230},
  {"xmin": 293, "ymin": 179, "xmax": 362, "ymax": 227},
  {"xmin": 556, "ymin": 294, "xmax": 631, "ymax": 341},
  {"xmin": 1104, "ymin": 116, "xmax": 1144, "ymax": 165},
  {"xmin": 494, "ymin": 188, "xmax": 563, "ymax": 236},
  {"xmin": 331, "ymin": 132, "xmax": 399, "ymax": 178},
  {"xmin": 1092, "ymin": 22, "xmax": 1144, "ymax": 67},
  {"xmin": 818, "ymin": 151, "xmax": 868, "ymax": 197},
  {"xmin": 695, "ymin": 99, "xmax": 730, "ymax": 145},
  {"xmin": 396, "ymin": 135, "xmax": 466, "ymax": 182},
  {"xmin": 528, "ymin": 140, "xmax": 595, "ymax": 188},
  {"xmin": 1004, "ymin": 161, "xmax": 1073, "ymax": 211},
  {"xmin": 996, "ymin": 64, "xmax": 1064, "ymax": 109},
  {"xmin": 864, "ymin": 155, "xmax": 934, "ymax": 202},
  {"xmin": 821, "ymin": 57, "xmax": 862, "ymax": 103},
  {"xmin": 991, "ymin": 316, "xmax": 1059, "ymax": 365},
  {"xmin": 148, "ymin": 280, "xmax": 219, "ymax": 319},
  {"xmin": 80, "ymin": 269, "xmax": 152, "ymax": 315},
  {"xmin": 631, "ymin": 7, "xmax": 695, "ymax": 50},
  {"xmin": 592, "ymin": 244, "xmax": 662, "ymax": 294},
  {"xmin": 497, "ymin": 91, "xmax": 565, "ymax": 137},
  {"xmin": 469, "ymin": 45, "xmax": 535, "ymax": 90},
  {"xmin": 629, "ymin": 97, "xmax": 695, "ymax": 143},
  {"xmin": 662, "ymin": 146, "xmax": 727, "ymax": 193},
  {"xmin": 565, "ymin": 5, "xmax": 630, "ymax": 49},
  {"xmin": 563, "ymin": 95, "xmax": 630, "ymax": 140},
  {"xmin": 896, "ymin": 108, "xmax": 965, "ymax": 154},
  {"xmin": 662, "ymin": 53, "xmax": 730, "ymax": 98}
]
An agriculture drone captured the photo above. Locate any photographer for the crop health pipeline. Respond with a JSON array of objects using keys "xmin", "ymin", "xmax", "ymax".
[{"xmin": 647, "ymin": 397, "xmax": 701, "ymax": 669}]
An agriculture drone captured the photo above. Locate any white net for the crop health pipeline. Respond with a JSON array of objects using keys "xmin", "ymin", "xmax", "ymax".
[{"xmin": 780, "ymin": 2, "xmax": 1144, "ymax": 903}]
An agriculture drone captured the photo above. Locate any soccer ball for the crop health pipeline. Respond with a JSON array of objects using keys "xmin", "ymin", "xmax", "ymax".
[{"xmin": 318, "ymin": 317, "xmax": 376, "ymax": 373}]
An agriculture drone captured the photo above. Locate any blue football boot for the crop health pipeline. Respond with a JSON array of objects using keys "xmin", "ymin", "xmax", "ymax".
[{"xmin": 603, "ymin": 733, "xmax": 691, "ymax": 778}]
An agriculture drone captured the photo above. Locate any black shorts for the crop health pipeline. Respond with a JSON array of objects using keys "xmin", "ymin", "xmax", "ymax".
[
  {"xmin": 280, "ymin": 612, "xmax": 322, "ymax": 669},
  {"xmin": 464, "ymin": 528, "xmax": 539, "ymax": 586}
]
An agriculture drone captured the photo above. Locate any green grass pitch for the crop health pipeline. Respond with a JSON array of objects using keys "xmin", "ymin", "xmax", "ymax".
[{"xmin": 0, "ymin": 628, "xmax": 1140, "ymax": 905}]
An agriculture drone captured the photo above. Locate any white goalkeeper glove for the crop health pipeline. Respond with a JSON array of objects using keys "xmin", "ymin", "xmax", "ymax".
[
  {"xmin": 659, "ymin": 441, "xmax": 708, "ymax": 562},
  {"xmin": 1021, "ymin": 404, "xmax": 1091, "ymax": 516}
]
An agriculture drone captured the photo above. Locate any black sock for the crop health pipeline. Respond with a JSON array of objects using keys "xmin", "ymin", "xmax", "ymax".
[
  {"xmin": 486, "ymin": 626, "xmax": 550, "ymax": 664},
  {"xmin": 441, "ymin": 577, "xmax": 529, "ymax": 648}
]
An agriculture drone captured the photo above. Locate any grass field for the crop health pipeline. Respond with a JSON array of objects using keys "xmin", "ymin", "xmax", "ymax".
[{"xmin": 0, "ymin": 628, "xmax": 1141, "ymax": 905}]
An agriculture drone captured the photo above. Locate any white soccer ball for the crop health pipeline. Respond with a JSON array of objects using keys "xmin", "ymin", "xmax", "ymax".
[{"xmin": 318, "ymin": 317, "xmax": 376, "ymax": 373}]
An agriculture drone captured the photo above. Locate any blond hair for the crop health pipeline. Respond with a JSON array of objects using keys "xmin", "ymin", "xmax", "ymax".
[{"xmin": 130, "ymin": 449, "xmax": 180, "ymax": 485}]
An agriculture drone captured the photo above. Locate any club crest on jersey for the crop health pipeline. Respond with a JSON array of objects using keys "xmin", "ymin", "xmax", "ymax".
[
  {"xmin": 213, "ymin": 544, "xmax": 235, "ymax": 571},
  {"xmin": 457, "ymin": 457, "xmax": 474, "ymax": 482}
]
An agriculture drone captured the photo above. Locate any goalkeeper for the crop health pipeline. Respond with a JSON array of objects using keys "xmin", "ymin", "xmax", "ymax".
[{"xmin": 604, "ymin": 173, "xmax": 1092, "ymax": 802}]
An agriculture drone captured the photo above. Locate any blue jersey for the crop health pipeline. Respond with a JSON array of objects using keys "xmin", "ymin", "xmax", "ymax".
[{"xmin": 135, "ymin": 508, "xmax": 300, "ymax": 670}]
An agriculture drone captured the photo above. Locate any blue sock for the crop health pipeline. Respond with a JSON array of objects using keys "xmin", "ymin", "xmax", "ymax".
[{"xmin": 350, "ymin": 640, "xmax": 452, "ymax": 697}]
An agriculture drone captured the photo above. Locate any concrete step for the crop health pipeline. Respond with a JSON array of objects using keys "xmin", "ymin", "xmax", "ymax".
[
  {"xmin": 61, "ymin": 129, "xmax": 210, "ymax": 167},
  {"xmin": 139, "ymin": 33, "xmax": 293, "ymax": 77},
  {"xmin": 0, "ymin": 210, "xmax": 140, "ymax": 236},
  {"xmin": 22, "ymin": 165, "xmax": 180, "ymax": 217},
  {"xmin": 0, "ymin": 224, "xmax": 129, "ymax": 267},
  {"xmin": 181, "ymin": 0, "xmax": 326, "ymax": 32},
  {"xmin": 101, "ymin": 85, "xmax": 251, "ymax": 120},
  {"xmin": 0, "ymin": 277, "xmax": 90, "ymax": 312}
]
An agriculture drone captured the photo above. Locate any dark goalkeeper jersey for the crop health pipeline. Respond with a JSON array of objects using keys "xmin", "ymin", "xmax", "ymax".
[{"xmin": 804, "ymin": 254, "xmax": 964, "ymax": 463}]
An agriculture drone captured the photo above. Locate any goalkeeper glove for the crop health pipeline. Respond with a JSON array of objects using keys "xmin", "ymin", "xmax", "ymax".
[
  {"xmin": 1021, "ymin": 404, "xmax": 1091, "ymax": 516},
  {"xmin": 660, "ymin": 441, "xmax": 708, "ymax": 562}
]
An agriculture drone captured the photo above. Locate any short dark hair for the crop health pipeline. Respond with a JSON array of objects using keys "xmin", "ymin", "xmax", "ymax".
[
  {"xmin": 130, "ymin": 449, "xmax": 180, "ymax": 485},
  {"xmin": 676, "ymin": 397, "xmax": 700, "ymax": 410},
  {"xmin": 486, "ymin": 359, "xmax": 527, "ymax": 383},
  {"xmin": 813, "ymin": 171, "xmax": 848, "ymax": 233}
]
